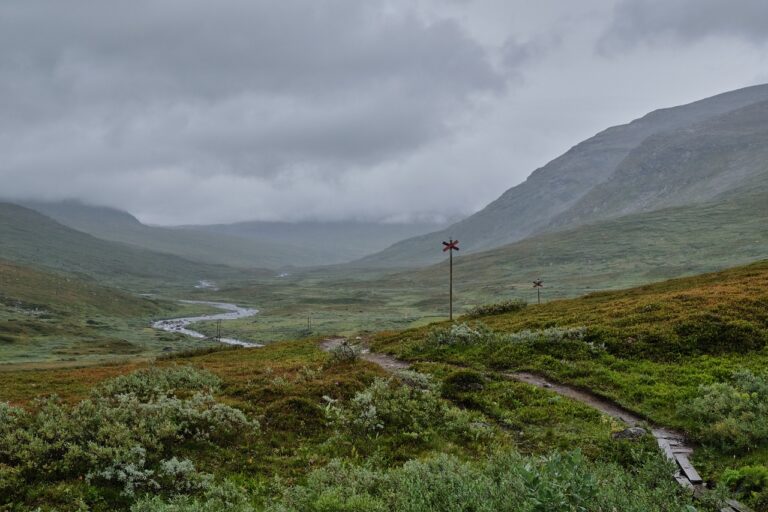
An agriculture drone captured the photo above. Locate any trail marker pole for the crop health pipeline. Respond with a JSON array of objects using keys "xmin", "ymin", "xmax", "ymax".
[
  {"xmin": 216, "ymin": 319, "xmax": 222, "ymax": 342},
  {"xmin": 442, "ymin": 239, "xmax": 460, "ymax": 321},
  {"xmin": 533, "ymin": 279, "xmax": 543, "ymax": 305}
]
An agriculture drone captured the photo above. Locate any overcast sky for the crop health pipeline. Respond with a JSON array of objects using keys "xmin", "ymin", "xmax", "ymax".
[{"xmin": 1, "ymin": 0, "xmax": 767, "ymax": 225}]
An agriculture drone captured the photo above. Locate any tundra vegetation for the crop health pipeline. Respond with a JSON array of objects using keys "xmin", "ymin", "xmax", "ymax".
[{"xmin": 0, "ymin": 261, "xmax": 767, "ymax": 510}]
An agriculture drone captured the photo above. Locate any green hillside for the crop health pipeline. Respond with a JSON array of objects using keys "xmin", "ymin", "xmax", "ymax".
[
  {"xmin": 395, "ymin": 187, "xmax": 768, "ymax": 308},
  {"xmin": 361, "ymin": 84, "xmax": 768, "ymax": 267},
  {"xmin": 0, "ymin": 203, "xmax": 241, "ymax": 289}
]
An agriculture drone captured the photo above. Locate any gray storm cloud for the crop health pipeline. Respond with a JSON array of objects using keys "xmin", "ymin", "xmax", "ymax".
[
  {"xmin": 0, "ymin": 0, "xmax": 510, "ymax": 221},
  {"xmin": 0, "ymin": 0, "xmax": 766, "ymax": 224},
  {"xmin": 600, "ymin": 0, "xmax": 768, "ymax": 51}
]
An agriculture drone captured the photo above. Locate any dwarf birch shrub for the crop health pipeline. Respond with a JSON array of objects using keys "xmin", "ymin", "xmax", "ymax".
[
  {"xmin": 93, "ymin": 365, "xmax": 221, "ymax": 399},
  {"xmin": 680, "ymin": 369, "xmax": 768, "ymax": 453},
  {"xmin": 325, "ymin": 377, "xmax": 492, "ymax": 447},
  {"xmin": 426, "ymin": 322, "xmax": 495, "ymax": 345},
  {"xmin": 0, "ymin": 367, "xmax": 257, "ymax": 501}
]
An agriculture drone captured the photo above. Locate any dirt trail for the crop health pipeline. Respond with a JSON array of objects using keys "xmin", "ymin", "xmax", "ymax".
[{"xmin": 318, "ymin": 338, "xmax": 752, "ymax": 505}]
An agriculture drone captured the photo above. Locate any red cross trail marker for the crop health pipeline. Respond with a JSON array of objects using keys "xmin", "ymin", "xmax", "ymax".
[
  {"xmin": 442, "ymin": 239, "xmax": 460, "ymax": 320},
  {"xmin": 533, "ymin": 279, "xmax": 543, "ymax": 305}
]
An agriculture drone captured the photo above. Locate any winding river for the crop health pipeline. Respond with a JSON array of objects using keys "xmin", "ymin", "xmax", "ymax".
[{"xmin": 152, "ymin": 301, "xmax": 263, "ymax": 348}]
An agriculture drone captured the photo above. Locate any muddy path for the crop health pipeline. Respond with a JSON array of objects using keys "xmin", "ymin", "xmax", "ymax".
[{"xmin": 318, "ymin": 338, "xmax": 754, "ymax": 508}]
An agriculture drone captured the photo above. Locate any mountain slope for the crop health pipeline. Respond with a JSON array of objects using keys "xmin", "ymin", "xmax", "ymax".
[
  {"xmin": 394, "ymin": 185, "xmax": 768, "ymax": 304},
  {"xmin": 548, "ymin": 99, "xmax": 768, "ymax": 230},
  {"xmin": 0, "ymin": 203, "xmax": 236, "ymax": 286},
  {"xmin": 360, "ymin": 83, "xmax": 768, "ymax": 267},
  {"xmin": 23, "ymin": 201, "xmax": 446, "ymax": 267},
  {"xmin": 21, "ymin": 201, "xmax": 336, "ymax": 268}
]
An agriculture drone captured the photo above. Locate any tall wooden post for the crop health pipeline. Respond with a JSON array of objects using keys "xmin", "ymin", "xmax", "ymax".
[
  {"xmin": 449, "ymin": 245, "xmax": 453, "ymax": 321},
  {"xmin": 442, "ymin": 239, "xmax": 460, "ymax": 321}
]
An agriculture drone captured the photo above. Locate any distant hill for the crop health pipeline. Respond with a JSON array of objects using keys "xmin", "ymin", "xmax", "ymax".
[
  {"xmin": 0, "ymin": 203, "xmax": 237, "ymax": 287},
  {"xmin": 20, "ymin": 200, "xmax": 337, "ymax": 268},
  {"xmin": 360, "ymin": 83, "xmax": 768, "ymax": 267},
  {"xmin": 21, "ymin": 201, "xmax": 446, "ymax": 267}
]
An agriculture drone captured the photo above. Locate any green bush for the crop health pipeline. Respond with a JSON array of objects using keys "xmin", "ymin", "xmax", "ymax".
[
  {"xmin": 93, "ymin": 365, "xmax": 221, "ymax": 400},
  {"xmin": 0, "ymin": 367, "xmax": 257, "ymax": 505},
  {"xmin": 675, "ymin": 314, "xmax": 767, "ymax": 354},
  {"xmin": 465, "ymin": 299, "xmax": 527, "ymax": 318},
  {"xmin": 326, "ymin": 341, "xmax": 361, "ymax": 365},
  {"xmin": 325, "ymin": 377, "xmax": 492, "ymax": 450},
  {"xmin": 441, "ymin": 370, "xmax": 485, "ymax": 400},
  {"xmin": 679, "ymin": 369, "xmax": 768, "ymax": 453},
  {"xmin": 722, "ymin": 465, "xmax": 768, "ymax": 495},
  {"xmin": 130, "ymin": 481, "xmax": 255, "ymax": 511},
  {"xmin": 264, "ymin": 397, "xmax": 326, "ymax": 436},
  {"xmin": 426, "ymin": 323, "xmax": 495, "ymax": 346},
  {"xmin": 267, "ymin": 449, "xmax": 697, "ymax": 512}
]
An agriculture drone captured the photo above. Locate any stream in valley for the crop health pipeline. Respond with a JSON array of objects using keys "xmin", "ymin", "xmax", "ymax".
[{"xmin": 152, "ymin": 300, "xmax": 262, "ymax": 348}]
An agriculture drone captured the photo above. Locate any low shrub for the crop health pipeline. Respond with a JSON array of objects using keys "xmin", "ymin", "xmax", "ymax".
[
  {"xmin": 722, "ymin": 465, "xmax": 768, "ymax": 495},
  {"xmin": 426, "ymin": 322, "xmax": 495, "ymax": 346},
  {"xmin": 675, "ymin": 314, "xmax": 767, "ymax": 354},
  {"xmin": 264, "ymin": 396, "xmax": 326, "ymax": 436},
  {"xmin": 441, "ymin": 370, "xmax": 485, "ymax": 400},
  {"xmin": 267, "ymin": 449, "xmax": 697, "ymax": 512},
  {"xmin": 0, "ymin": 367, "xmax": 257, "ymax": 505},
  {"xmin": 93, "ymin": 365, "xmax": 221, "ymax": 400},
  {"xmin": 130, "ymin": 480, "xmax": 255, "ymax": 511},
  {"xmin": 393, "ymin": 369, "xmax": 434, "ymax": 390},
  {"xmin": 465, "ymin": 299, "xmax": 527, "ymax": 318},
  {"xmin": 679, "ymin": 369, "xmax": 768, "ymax": 453},
  {"xmin": 326, "ymin": 341, "xmax": 361, "ymax": 365},
  {"xmin": 325, "ymin": 377, "xmax": 492, "ymax": 450}
]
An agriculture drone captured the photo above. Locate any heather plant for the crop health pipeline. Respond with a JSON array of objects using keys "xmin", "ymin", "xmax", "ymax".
[{"xmin": 680, "ymin": 370, "xmax": 768, "ymax": 453}]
